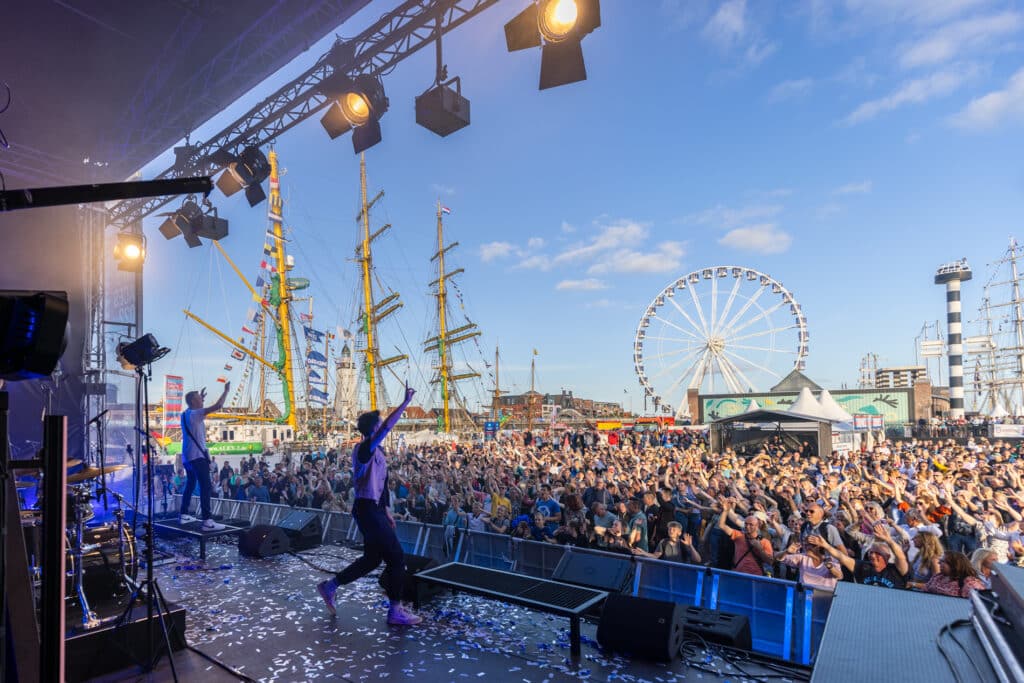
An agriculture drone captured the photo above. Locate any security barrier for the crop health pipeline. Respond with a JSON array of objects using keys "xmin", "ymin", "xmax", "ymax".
[{"xmin": 174, "ymin": 495, "xmax": 827, "ymax": 663}]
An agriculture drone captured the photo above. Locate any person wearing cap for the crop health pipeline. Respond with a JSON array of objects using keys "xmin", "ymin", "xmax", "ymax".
[
  {"xmin": 316, "ymin": 385, "xmax": 422, "ymax": 626},
  {"xmin": 808, "ymin": 521, "xmax": 909, "ymax": 589}
]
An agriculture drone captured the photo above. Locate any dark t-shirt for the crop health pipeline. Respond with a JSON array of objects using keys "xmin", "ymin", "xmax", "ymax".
[
  {"xmin": 854, "ymin": 561, "xmax": 907, "ymax": 589},
  {"xmin": 655, "ymin": 538, "xmax": 686, "ymax": 562}
]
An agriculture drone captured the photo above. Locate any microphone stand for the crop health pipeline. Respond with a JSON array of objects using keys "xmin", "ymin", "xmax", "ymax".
[{"xmin": 89, "ymin": 410, "xmax": 110, "ymax": 511}]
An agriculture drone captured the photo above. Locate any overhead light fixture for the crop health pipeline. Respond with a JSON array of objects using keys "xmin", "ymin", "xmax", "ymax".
[
  {"xmin": 213, "ymin": 146, "xmax": 270, "ymax": 207},
  {"xmin": 158, "ymin": 197, "xmax": 229, "ymax": 248},
  {"xmin": 116, "ymin": 333, "xmax": 170, "ymax": 371},
  {"xmin": 416, "ymin": 80, "xmax": 471, "ymax": 137},
  {"xmin": 505, "ymin": 0, "xmax": 601, "ymax": 90},
  {"xmin": 113, "ymin": 231, "xmax": 146, "ymax": 272},
  {"xmin": 319, "ymin": 73, "xmax": 389, "ymax": 153},
  {"xmin": 0, "ymin": 291, "xmax": 69, "ymax": 381}
]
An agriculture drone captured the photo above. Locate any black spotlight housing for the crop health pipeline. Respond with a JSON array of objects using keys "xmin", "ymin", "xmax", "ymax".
[
  {"xmin": 319, "ymin": 73, "xmax": 389, "ymax": 153},
  {"xmin": 158, "ymin": 199, "xmax": 228, "ymax": 248},
  {"xmin": 504, "ymin": 0, "xmax": 601, "ymax": 90},
  {"xmin": 215, "ymin": 146, "xmax": 270, "ymax": 206},
  {"xmin": 116, "ymin": 333, "xmax": 170, "ymax": 370},
  {"xmin": 0, "ymin": 291, "xmax": 69, "ymax": 381},
  {"xmin": 415, "ymin": 83, "xmax": 471, "ymax": 137}
]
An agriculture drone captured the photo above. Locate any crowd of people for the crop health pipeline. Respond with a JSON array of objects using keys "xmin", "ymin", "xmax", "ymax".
[{"xmin": 163, "ymin": 428, "xmax": 1024, "ymax": 598}]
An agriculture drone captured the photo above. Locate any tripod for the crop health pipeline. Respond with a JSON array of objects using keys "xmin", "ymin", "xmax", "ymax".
[{"xmin": 115, "ymin": 363, "xmax": 178, "ymax": 680}]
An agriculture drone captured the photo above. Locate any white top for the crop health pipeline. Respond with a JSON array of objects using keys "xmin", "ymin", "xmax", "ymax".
[
  {"xmin": 181, "ymin": 408, "xmax": 208, "ymax": 463},
  {"xmin": 781, "ymin": 554, "xmax": 838, "ymax": 592}
]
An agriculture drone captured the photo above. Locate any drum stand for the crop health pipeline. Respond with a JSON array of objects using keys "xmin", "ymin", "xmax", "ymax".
[
  {"xmin": 114, "ymin": 363, "xmax": 178, "ymax": 681},
  {"xmin": 68, "ymin": 485, "xmax": 99, "ymax": 629}
]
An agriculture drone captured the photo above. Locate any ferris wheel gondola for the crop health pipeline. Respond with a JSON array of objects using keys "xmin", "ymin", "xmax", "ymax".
[{"xmin": 633, "ymin": 266, "xmax": 808, "ymax": 417}]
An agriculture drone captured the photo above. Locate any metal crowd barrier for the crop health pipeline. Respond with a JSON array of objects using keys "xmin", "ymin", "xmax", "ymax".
[{"xmin": 175, "ymin": 495, "xmax": 827, "ymax": 664}]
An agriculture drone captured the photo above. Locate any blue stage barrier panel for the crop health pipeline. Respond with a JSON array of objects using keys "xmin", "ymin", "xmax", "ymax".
[
  {"xmin": 461, "ymin": 530, "xmax": 516, "ymax": 570},
  {"xmin": 513, "ymin": 538, "xmax": 567, "ymax": 578},
  {"xmin": 634, "ymin": 557, "xmax": 705, "ymax": 606},
  {"xmin": 709, "ymin": 568, "xmax": 796, "ymax": 660}
]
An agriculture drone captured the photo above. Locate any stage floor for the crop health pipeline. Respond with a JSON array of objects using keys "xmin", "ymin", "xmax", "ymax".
[{"xmin": 83, "ymin": 536, "xmax": 801, "ymax": 683}]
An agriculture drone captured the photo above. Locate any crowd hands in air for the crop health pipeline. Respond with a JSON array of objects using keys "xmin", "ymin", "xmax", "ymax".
[{"xmin": 163, "ymin": 429, "xmax": 1024, "ymax": 597}]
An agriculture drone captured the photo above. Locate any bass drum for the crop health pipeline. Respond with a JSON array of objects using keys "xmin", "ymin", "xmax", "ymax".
[{"xmin": 67, "ymin": 522, "xmax": 137, "ymax": 597}]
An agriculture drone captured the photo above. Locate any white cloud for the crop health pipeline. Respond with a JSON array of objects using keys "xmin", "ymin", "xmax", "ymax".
[
  {"xmin": 687, "ymin": 203, "xmax": 783, "ymax": 228},
  {"xmin": 840, "ymin": 0, "xmax": 993, "ymax": 27},
  {"xmin": 833, "ymin": 180, "xmax": 873, "ymax": 195},
  {"xmin": 589, "ymin": 242, "xmax": 686, "ymax": 275},
  {"xmin": 555, "ymin": 278, "xmax": 608, "ymax": 291},
  {"xmin": 842, "ymin": 64, "xmax": 980, "ymax": 124},
  {"xmin": 515, "ymin": 254, "xmax": 553, "ymax": 271},
  {"xmin": 745, "ymin": 41, "xmax": 777, "ymax": 65},
  {"xmin": 951, "ymin": 66, "xmax": 1024, "ymax": 129},
  {"xmin": 554, "ymin": 220, "xmax": 650, "ymax": 264},
  {"xmin": 527, "ymin": 237, "xmax": 545, "ymax": 249},
  {"xmin": 768, "ymin": 78, "xmax": 814, "ymax": 102},
  {"xmin": 718, "ymin": 224, "xmax": 792, "ymax": 254},
  {"xmin": 560, "ymin": 221, "xmax": 576, "ymax": 234},
  {"xmin": 900, "ymin": 12, "xmax": 1024, "ymax": 68},
  {"xmin": 431, "ymin": 183, "xmax": 456, "ymax": 196},
  {"xmin": 479, "ymin": 241, "xmax": 515, "ymax": 262},
  {"xmin": 586, "ymin": 298, "xmax": 615, "ymax": 309},
  {"xmin": 702, "ymin": 0, "xmax": 747, "ymax": 49}
]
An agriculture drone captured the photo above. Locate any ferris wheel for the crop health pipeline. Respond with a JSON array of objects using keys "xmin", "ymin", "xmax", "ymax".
[{"xmin": 633, "ymin": 266, "xmax": 808, "ymax": 416}]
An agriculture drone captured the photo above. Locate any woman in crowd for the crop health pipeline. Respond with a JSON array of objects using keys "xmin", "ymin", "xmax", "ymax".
[{"xmin": 924, "ymin": 551, "xmax": 986, "ymax": 598}]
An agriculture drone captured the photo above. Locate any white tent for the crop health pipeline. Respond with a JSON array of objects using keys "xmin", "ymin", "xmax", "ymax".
[
  {"xmin": 990, "ymin": 404, "xmax": 1009, "ymax": 419},
  {"xmin": 818, "ymin": 389, "xmax": 855, "ymax": 422},
  {"xmin": 745, "ymin": 399, "xmax": 761, "ymax": 413},
  {"xmin": 789, "ymin": 386, "xmax": 829, "ymax": 419}
]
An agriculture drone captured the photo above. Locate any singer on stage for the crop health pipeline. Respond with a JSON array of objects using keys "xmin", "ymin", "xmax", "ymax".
[
  {"xmin": 317, "ymin": 385, "xmax": 422, "ymax": 625},
  {"xmin": 179, "ymin": 382, "xmax": 229, "ymax": 531}
]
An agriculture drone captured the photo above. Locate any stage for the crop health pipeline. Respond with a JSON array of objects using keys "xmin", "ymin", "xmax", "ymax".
[{"xmin": 86, "ymin": 536, "xmax": 800, "ymax": 682}]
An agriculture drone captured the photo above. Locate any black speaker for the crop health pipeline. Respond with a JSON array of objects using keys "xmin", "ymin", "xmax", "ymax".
[
  {"xmin": 379, "ymin": 553, "xmax": 444, "ymax": 606},
  {"xmin": 238, "ymin": 524, "xmax": 290, "ymax": 558},
  {"xmin": 597, "ymin": 594, "xmax": 685, "ymax": 662},
  {"xmin": 552, "ymin": 551, "xmax": 634, "ymax": 592},
  {"xmin": 278, "ymin": 509, "xmax": 322, "ymax": 551},
  {"xmin": 683, "ymin": 606, "xmax": 752, "ymax": 650}
]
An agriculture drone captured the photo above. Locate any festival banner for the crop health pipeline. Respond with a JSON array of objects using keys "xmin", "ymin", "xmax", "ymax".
[{"xmin": 163, "ymin": 375, "xmax": 184, "ymax": 430}]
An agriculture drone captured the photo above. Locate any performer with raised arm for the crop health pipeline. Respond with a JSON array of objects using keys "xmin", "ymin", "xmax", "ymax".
[
  {"xmin": 317, "ymin": 385, "xmax": 422, "ymax": 625},
  {"xmin": 179, "ymin": 382, "xmax": 230, "ymax": 531}
]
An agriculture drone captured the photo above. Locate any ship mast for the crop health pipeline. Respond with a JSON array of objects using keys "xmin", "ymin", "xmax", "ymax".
[
  {"xmin": 425, "ymin": 201, "xmax": 480, "ymax": 432},
  {"xmin": 356, "ymin": 154, "xmax": 405, "ymax": 412},
  {"xmin": 491, "ymin": 344, "xmax": 503, "ymax": 420},
  {"xmin": 268, "ymin": 148, "xmax": 297, "ymax": 429}
]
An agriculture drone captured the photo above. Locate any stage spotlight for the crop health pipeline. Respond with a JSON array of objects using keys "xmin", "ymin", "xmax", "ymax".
[
  {"xmin": 113, "ymin": 231, "xmax": 146, "ymax": 272},
  {"xmin": 116, "ymin": 333, "xmax": 170, "ymax": 371},
  {"xmin": 416, "ymin": 82, "xmax": 471, "ymax": 137},
  {"xmin": 157, "ymin": 198, "xmax": 229, "ymax": 248},
  {"xmin": 215, "ymin": 146, "xmax": 270, "ymax": 207},
  {"xmin": 504, "ymin": 0, "xmax": 601, "ymax": 90},
  {"xmin": 319, "ymin": 73, "xmax": 389, "ymax": 153},
  {"xmin": 0, "ymin": 291, "xmax": 69, "ymax": 381}
]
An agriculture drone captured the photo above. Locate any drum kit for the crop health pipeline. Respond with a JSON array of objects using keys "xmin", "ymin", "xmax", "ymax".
[{"xmin": 18, "ymin": 460, "xmax": 137, "ymax": 629}]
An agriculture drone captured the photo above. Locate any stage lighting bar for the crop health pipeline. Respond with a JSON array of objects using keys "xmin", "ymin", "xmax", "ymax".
[
  {"xmin": 505, "ymin": 0, "xmax": 601, "ymax": 90},
  {"xmin": 157, "ymin": 198, "xmax": 229, "ymax": 249},
  {"xmin": 319, "ymin": 73, "xmax": 389, "ymax": 153},
  {"xmin": 113, "ymin": 232, "xmax": 146, "ymax": 273},
  {"xmin": 213, "ymin": 146, "xmax": 271, "ymax": 207}
]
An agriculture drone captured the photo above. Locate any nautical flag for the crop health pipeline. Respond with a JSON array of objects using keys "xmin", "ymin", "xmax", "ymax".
[
  {"xmin": 266, "ymin": 230, "xmax": 289, "ymax": 242},
  {"xmin": 259, "ymin": 260, "xmax": 268, "ymax": 271},
  {"xmin": 262, "ymin": 243, "xmax": 272, "ymax": 255},
  {"xmin": 304, "ymin": 326, "xmax": 325, "ymax": 343},
  {"xmin": 245, "ymin": 307, "xmax": 257, "ymax": 322},
  {"xmin": 231, "ymin": 349, "xmax": 245, "ymax": 361},
  {"xmin": 216, "ymin": 376, "xmax": 227, "ymax": 383},
  {"xmin": 441, "ymin": 206, "xmax": 452, "ymax": 215},
  {"xmin": 310, "ymin": 387, "xmax": 329, "ymax": 401},
  {"xmin": 224, "ymin": 363, "xmax": 233, "ymax": 371},
  {"xmin": 255, "ymin": 276, "xmax": 265, "ymax": 289},
  {"xmin": 299, "ymin": 312, "xmax": 313, "ymax": 322},
  {"xmin": 308, "ymin": 369, "xmax": 322, "ymax": 380},
  {"xmin": 306, "ymin": 350, "xmax": 328, "ymax": 367},
  {"xmin": 242, "ymin": 325, "xmax": 256, "ymax": 335}
]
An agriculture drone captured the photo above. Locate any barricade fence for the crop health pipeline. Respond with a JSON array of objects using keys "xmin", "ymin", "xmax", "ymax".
[{"xmin": 172, "ymin": 495, "xmax": 829, "ymax": 664}]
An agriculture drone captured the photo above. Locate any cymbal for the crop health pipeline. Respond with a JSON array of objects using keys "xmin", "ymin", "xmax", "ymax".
[
  {"xmin": 66, "ymin": 459, "xmax": 83, "ymax": 469},
  {"xmin": 67, "ymin": 464, "xmax": 129, "ymax": 483}
]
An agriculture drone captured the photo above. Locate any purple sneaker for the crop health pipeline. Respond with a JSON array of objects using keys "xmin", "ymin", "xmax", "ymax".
[{"xmin": 317, "ymin": 580, "xmax": 337, "ymax": 616}]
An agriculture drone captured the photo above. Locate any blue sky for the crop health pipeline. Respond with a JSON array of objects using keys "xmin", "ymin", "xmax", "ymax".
[{"xmin": 141, "ymin": 0, "xmax": 1024, "ymax": 416}]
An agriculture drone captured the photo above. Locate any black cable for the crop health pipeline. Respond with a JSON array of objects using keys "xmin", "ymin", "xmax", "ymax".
[
  {"xmin": 936, "ymin": 618, "xmax": 975, "ymax": 683},
  {"xmin": 185, "ymin": 644, "xmax": 258, "ymax": 683},
  {"xmin": 947, "ymin": 618, "xmax": 986, "ymax": 683}
]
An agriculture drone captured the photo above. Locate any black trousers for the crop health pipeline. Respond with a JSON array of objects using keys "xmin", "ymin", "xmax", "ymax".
[
  {"xmin": 180, "ymin": 457, "xmax": 212, "ymax": 520},
  {"xmin": 335, "ymin": 498, "xmax": 405, "ymax": 602}
]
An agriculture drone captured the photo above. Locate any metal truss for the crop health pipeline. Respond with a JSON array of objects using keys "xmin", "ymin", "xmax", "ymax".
[{"xmin": 109, "ymin": 0, "xmax": 502, "ymax": 226}]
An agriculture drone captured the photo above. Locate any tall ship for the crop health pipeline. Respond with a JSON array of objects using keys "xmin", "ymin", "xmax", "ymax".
[{"xmin": 966, "ymin": 237, "xmax": 1024, "ymax": 415}]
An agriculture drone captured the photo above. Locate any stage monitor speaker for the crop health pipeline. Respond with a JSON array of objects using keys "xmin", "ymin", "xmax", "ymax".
[
  {"xmin": 683, "ymin": 606, "xmax": 752, "ymax": 650},
  {"xmin": 238, "ymin": 524, "xmax": 290, "ymax": 558},
  {"xmin": 552, "ymin": 550, "xmax": 634, "ymax": 593},
  {"xmin": 379, "ymin": 553, "xmax": 444, "ymax": 605},
  {"xmin": 597, "ymin": 594, "xmax": 685, "ymax": 662},
  {"xmin": 278, "ymin": 509, "xmax": 322, "ymax": 551}
]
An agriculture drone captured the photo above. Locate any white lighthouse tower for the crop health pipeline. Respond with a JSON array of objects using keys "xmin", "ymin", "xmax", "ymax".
[{"xmin": 334, "ymin": 342, "xmax": 359, "ymax": 425}]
